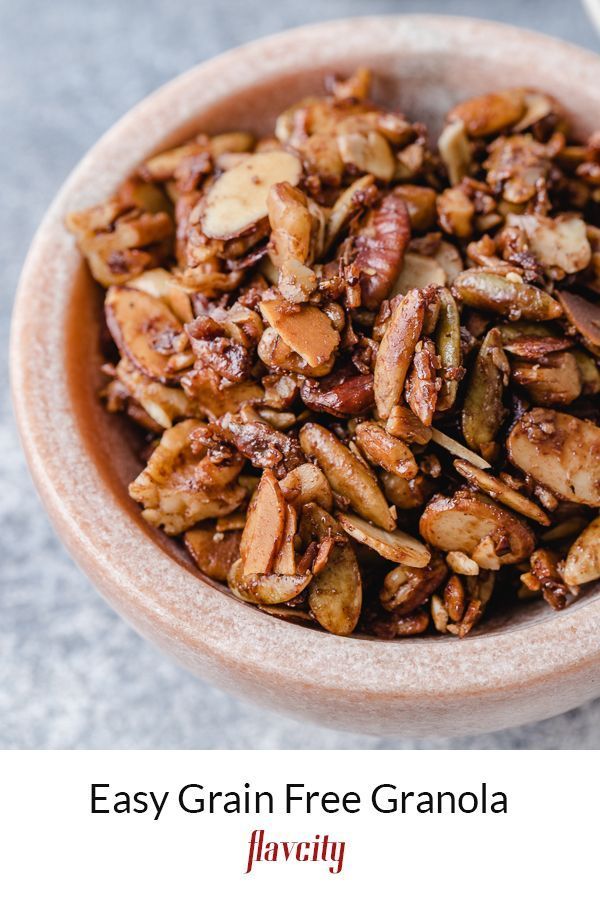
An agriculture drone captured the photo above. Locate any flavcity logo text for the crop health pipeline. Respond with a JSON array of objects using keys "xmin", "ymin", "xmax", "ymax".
[{"xmin": 245, "ymin": 829, "xmax": 345, "ymax": 875}]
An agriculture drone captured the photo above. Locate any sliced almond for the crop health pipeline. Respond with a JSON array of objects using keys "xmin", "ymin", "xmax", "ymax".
[
  {"xmin": 563, "ymin": 516, "xmax": 600, "ymax": 586},
  {"xmin": 279, "ymin": 463, "xmax": 333, "ymax": 511},
  {"xmin": 380, "ymin": 556, "xmax": 447, "ymax": 613},
  {"xmin": 386, "ymin": 405, "xmax": 432, "ymax": 445},
  {"xmin": 201, "ymin": 150, "xmax": 302, "ymax": 240},
  {"xmin": 105, "ymin": 286, "xmax": 188, "ymax": 385},
  {"xmin": 393, "ymin": 252, "xmax": 447, "ymax": 294},
  {"xmin": 272, "ymin": 504, "xmax": 298, "ymax": 575},
  {"xmin": 511, "ymin": 351, "xmax": 582, "ymax": 406},
  {"xmin": 325, "ymin": 174, "xmax": 375, "ymax": 250},
  {"xmin": 438, "ymin": 120, "xmax": 472, "ymax": 185},
  {"xmin": 215, "ymin": 511, "xmax": 247, "ymax": 532},
  {"xmin": 374, "ymin": 289, "xmax": 426, "ymax": 420},
  {"xmin": 435, "ymin": 288, "xmax": 462, "ymax": 411},
  {"xmin": 434, "ymin": 240, "xmax": 464, "ymax": 284},
  {"xmin": 381, "ymin": 471, "xmax": 431, "ymax": 510},
  {"xmin": 337, "ymin": 130, "xmax": 395, "ymax": 181},
  {"xmin": 507, "ymin": 409, "xmax": 600, "ymax": 507},
  {"xmin": 184, "ymin": 526, "xmax": 242, "ymax": 582},
  {"xmin": 128, "ymin": 267, "xmax": 194, "ymax": 323},
  {"xmin": 181, "ymin": 368, "xmax": 263, "ymax": 420},
  {"xmin": 337, "ymin": 512, "xmax": 431, "ymax": 567},
  {"xmin": 239, "ymin": 469, "xmax": 287, "ymax": 576},
  {"xmin": 446, "ymin": 550, "xmax": 480, "ymax": 576},
  {"xmin": 430, "ymin": 427, "xmax": 491, "ymax": 469},
  {"xmin": 393, "ymin": 185, "xmax": 437, "ymax": 232},
  {"xmin": 260, "ymin": 297, "xmax": 340, "ymax": 368},
  {"xmin": 114, "ymin": 358, "xmax": 194, "ymax": 429},
  {"xmin": 419, "ymin": 490, "xmax": 535, "ymax": 567},
  {"xmin": 507, "ymin": 214, "xmax": 592, "ymax": 275},
  {"xmin": 557, "ymin": 290, "xmax": 600, "ymax": 352},
  {"xmin": 448, "ymin": 89, "xmax": 525, "ymax": 137},
  {"xmin": 454, "ymin": 459, "xmax": 550, "ymax": 525},
  {"xmin": 300, "ymin": 504, "xmax": 362, "ymax": 636},
  {"xmin": 257, "ymin": 327, "xmax": 335, "ymax": 377},
  {"xmin": 228, "ymin": 558, "xmax": 311, "ymax": 605},
  {"xmin": 299, "ymin": 423, "xmax": 395, "ymax": 530},
  {"xmin": 512, "ymin": 91, "xmax": 556, "ymax": 132},
  {"xmin": 355, "ymin": 421, "xmax": 418, "ymax": 479}
]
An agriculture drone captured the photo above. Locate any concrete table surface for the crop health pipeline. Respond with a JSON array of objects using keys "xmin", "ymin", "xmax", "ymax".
[{"xmin": 2, "ymin": 0, "xmax": 600, "ymax": 749}]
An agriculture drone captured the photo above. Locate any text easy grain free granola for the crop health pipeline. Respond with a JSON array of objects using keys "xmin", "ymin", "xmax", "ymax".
[{"xmin": 68, "ymin": 71, "xmax": 600, "ymax": 638}]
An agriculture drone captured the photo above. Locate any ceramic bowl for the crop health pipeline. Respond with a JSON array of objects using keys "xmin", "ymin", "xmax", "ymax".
[{"xmin": 11, "ymin": 16, "xmax": 600, "ymax": 738}]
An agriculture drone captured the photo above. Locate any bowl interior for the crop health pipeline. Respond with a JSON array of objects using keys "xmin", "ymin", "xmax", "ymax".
[{"xmin": 49, "ymin": 19, "xmax": 597, "ymax": 646}]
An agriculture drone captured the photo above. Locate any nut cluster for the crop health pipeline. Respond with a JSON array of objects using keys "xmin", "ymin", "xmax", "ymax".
[{"xmin": 67, "ymin": 69, "xmax": 600, "ymax": 638}]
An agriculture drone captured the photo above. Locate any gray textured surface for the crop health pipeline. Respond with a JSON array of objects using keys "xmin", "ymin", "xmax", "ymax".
[{"xmin": 2, "ymin": 0, "xmax": 600, "ymax": 749}]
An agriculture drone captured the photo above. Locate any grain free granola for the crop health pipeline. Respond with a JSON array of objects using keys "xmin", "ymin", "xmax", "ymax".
[{"xmin": 67, "ymin": 70, "xmax": 600, "ymax": 638}]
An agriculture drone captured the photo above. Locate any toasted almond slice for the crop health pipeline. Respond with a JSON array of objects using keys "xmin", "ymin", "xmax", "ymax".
[
  {"xmin": 184, "ymin": 526, "xmax": 242, "ymax": 582},
  {"xmin": 105, "ymin": 286, "xmax": 188, "ymax": 385},
  {"xmin": 381, "ymin": 471, "xmax": 430, "ymax": 510},
  {"xmin": 128, "ymin": 268, "xmax": 194, "ymax": 323},
  {"xmin": 201, "ymin": 150, "xmax": 302, "ymax": 240},
  {"xmin": 393, "ymin": 252, "xmax": 447, "ymax": 294},
  {"xmin": 338, "ymin": 512, "xmax": 431, "ymax": 567},
  {"xmin": 239, "ymin": 469, "xmax": 286, "ymax": 576},
  {"xmin": 260, "ymin": 297, "xmax": 340, "ymax": 368},
  {"xmin": 215, "ymin": 511, "xmax": 247, "ymax": 532},
  {"xmin": 386, "ymin": 405, "xmax": 432, "ymax": 445},
  {"xmin": 114, "ymin": 358, "xmax": 194, "ymax": 429},
  {"xmin": 279, "ymin": 463, "xmax": 333, "ymax": 511},
  {"xmin": 273, "ymin": 504, "xmax": 298, "ymax": 575},
  {"xmin": 355, "ymin": 421, "xmax": 418, "ymax": 479},
  {"xmin": 507, "ymin": 214, "xmax": 592, "ymax": 275},
  {"xmin": 434, "ymin": 240, "xmax": 464, "ymax": 284},
  {"xmin": 448, "ymin": 89, "xmax": 525, "ymax": 137},
  {"xmin": 337, "ymin": 130, "xmax": 395, "ymax": 181},
  {"xmin": 430, "ymin": 427, "xmax": 491, "ymax": 469},
  {"xmin": 181, "ymin": 368, "xmax": 264, "ymax": 419},
  {"xmin": 438, "ymin": 119, "xmax": 472, "ymax": 185},
  {"xmin": 299, "ymin": 422, "xmax": 395, "ymax": 530},
  {"xmin": 453, "ymin": 459, "xmax": 550, "ymax": 525},
  {"xmin": 435, "ymin": 288, "xmax": 462, "ymax": 411},
  {"xmin": 380, "ymin": 556, "xmax": 447, "ymax": 613},
  {"xmin": 563, "ymin": 516, "xmax": 600, "ymax": 586},
  {"xmin": 258, "ymin": 327, "xmax": 335, "ymax": 376},
  {"xmin": 446, "ymin": 550, "xmax": 480, "ymax": 576},
  {"xmin": 419, "ymin": 490, "xmax": 535, "ymax": 567},
  {"xmin": 557, "ymin": 290, "xmax": 600, "ymax": 351},
  {"xmin": 374, "ymin": 289, "xmax": 426, "ymax": 420},
  {"xmin": 300, "ymin": 504, "xmax": 362, "ymax": 636},
  {"xmin": 511, "ymin": 351, "xmax": 582, "ymax": 406},
  {"xmin": 512, "ymin": 91, "xmax": 556, "ymax": 132},
  {"xmin": 393, "ymin": 185, "xmax": 437, "ymax": 232},
  {"xmin": 325, "ymin": 174, "xmax": 375, "ymax": 250},
  {"xmin": 228, "ymin": 559, "xmax": 311, "ymax": 605},
  {"xmin": 139, "ymin": 141, "xmax": 208, "ymax": 181},
  {"xmin": 507, "ymin": 409, "xmax": 600, "ymax": 507}
]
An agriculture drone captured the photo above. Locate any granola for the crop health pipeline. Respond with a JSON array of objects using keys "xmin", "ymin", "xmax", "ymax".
[{"xmin": 68, "ymin": 71, "xmax": 600, "ymax": 638}]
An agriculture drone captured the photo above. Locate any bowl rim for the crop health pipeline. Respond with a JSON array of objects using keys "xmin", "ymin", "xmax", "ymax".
[{"xmin": 10, "ymin": 14, "xmax": 600, "ymax": 705}]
